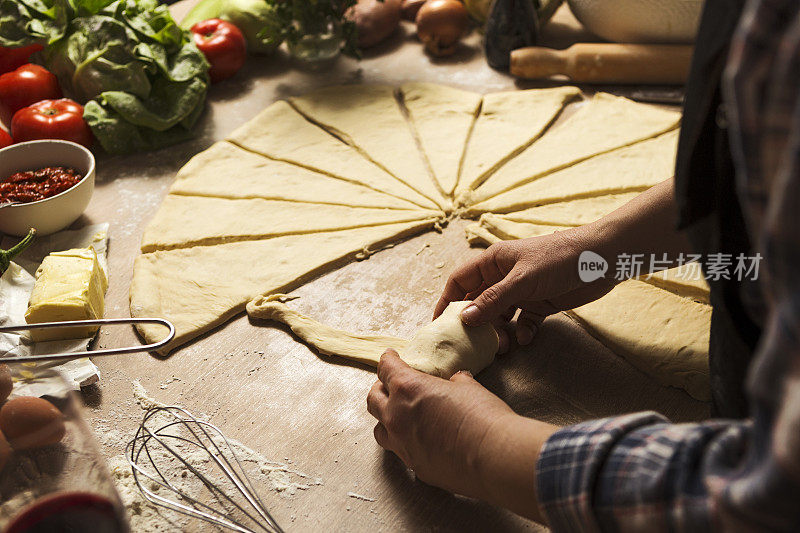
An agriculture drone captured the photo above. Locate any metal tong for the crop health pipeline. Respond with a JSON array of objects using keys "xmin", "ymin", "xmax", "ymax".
[{"xmin": 0, "ymin": 317, "xmax": 175, "ymax": 363}]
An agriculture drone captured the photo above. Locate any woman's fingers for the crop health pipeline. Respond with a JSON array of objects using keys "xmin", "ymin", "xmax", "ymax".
[
  {"xmin": 373, "ymin": 422, "xmax": 390, "ymax": 449},
  {"xmin": 434, "ymin": 247, "xmax": 509, "ymax": 318},
  {"xmin": 435, "ymin": 261, "xmax": 483, "ymax": 318},
  {"xmin": 449, "ymin": 370, "xmax": 474, "ymax": 383},
  {"xmin": 491, "ymin": 317, "xmax": 514, "ymax": 354},
  {"xmin": 497, "ymin": 328, "xmax": 510, "ymax": 354},
  {"xmin": 477, "ymin": 252, "xmax": 505, "ymax": 293},
  {"xmin": 377, "ymin": 349, "xmax": 410, "ymax": 391},
  {"xmin": 367, "ymin": 380, "xmax": 388, "ymax": 419},
  {"xmin": 461, "ymin": 266, "xmax": 524, "ymax": 327},
  {"xmin": 515, "ymin": 310, "xmax": 547, "ymax": 345}
]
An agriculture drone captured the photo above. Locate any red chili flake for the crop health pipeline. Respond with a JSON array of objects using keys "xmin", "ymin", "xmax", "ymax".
[{"xmin": 0, "ymin": 167, "xmax": 83, "ymax": 204}]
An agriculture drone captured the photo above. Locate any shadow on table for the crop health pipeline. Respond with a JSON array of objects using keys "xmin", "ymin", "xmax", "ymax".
[
  {"xmin": 361, "ymin": 25, "xmax": 412, "ymax": 59},
  {"xmin": 378, "ymin": 451, "xmax": 546, "ymax": 532},
  {"xmin": 479, "ymin": 314, "xmax": 710, "ymax": 426}
]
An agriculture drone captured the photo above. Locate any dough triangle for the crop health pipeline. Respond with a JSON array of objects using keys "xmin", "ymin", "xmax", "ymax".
[
  {"xmin": 130, "ymin": 220, "xmax": 437, "ymax": 353},
  {"xmin": 463, "ymin": 130, "xmax": 679, "ymax": 215},
  {"xmin": 140, "ymin": 195, "xmax": 442, "ymax": 252},
  {"xmin": 455, "ymin": 86, "xmax": 581, "ymax": 197},
  {"xmin": 477, "ymin": 214, "xmax": 569, "ymax": 241},
  {"xmin": 462, "ymin": 94, "xmax": 681, "ymax": 206},
  {"xmin": 636, "ymin": 268, "xmax": 710, "ymax": 304},
  {"xmin": 567, "ymin": 280, "xmax": 711, "ymax": 401},
  {"xmin": 289, "ymin": 85, "xmax": 449, "ymax": 210},
  {"xmin": 227, "ymin": 102, "xmax": 438, "ymax": 210},
  {"xmin": 499, "ymin": 192, "xmax": 642, "ymax": 226},
  {"xmin": 247, "ymin": 297, "xmax": 497, "ymax": 378},
  {"xmin": 169, "ymin": 142, "xmax": 421, "ymax": 210},
  {"xmin": 400, "ymin": 82, "xmax": 482, "ymax": 197}
]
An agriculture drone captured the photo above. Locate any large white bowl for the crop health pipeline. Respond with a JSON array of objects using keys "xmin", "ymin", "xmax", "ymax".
[
  {"xmin": 568, "ymin": 0, "xmax": 704, "ymax": 44},
  {"xmin": 0, "ymin": 140, "xmax": 95, "ymax": 237}
]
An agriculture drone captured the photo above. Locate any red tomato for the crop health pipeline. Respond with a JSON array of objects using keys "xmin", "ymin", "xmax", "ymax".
[
  {"xmin": 0, "ymin": 64, "xmax": 62, "ymax": 125},
  {"xmin": 11, "ymin": 99, "xmax": 93, "ymax": 148},
  {"xmin": 0, "ymin": 45, "xmax": 43, "ymax": 75},
  {"xmin": 0, "ymin": 129, "xmax": 11, "ymax": 149},
  {"xmin": 191, "ymin": 19, "xmax": 247, "ymax": 83}
]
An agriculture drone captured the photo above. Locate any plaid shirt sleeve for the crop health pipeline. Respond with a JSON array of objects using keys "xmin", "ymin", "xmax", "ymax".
[
  {"xmin": 535, "ymin": 1, "xmax": 800, "ymax": 531},
  {"xmin": 535, "ymin": 413, "xmax": 751, "ymax": 531}
]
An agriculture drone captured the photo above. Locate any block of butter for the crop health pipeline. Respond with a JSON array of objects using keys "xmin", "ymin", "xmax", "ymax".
[{"xmin": 24, "ymin": 247, "xmax": 109, "ymax": 342}]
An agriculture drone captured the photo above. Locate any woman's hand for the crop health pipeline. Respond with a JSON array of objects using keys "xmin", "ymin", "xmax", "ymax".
[
  {"xmin": 367, "ymin": 349, "xmax": 557, "ymax": 523},
  {"xmin": 437, "ymin": 180, "xmax": 692, "ymax": 350},
  {"xmin": 435, "ymin": 227, "xmax": 616, "ymax": 350}
]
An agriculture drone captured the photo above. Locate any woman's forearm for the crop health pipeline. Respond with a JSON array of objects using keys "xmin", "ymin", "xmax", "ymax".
[
  {"xmin": 476, "ymin": 414, "xmax": 558, "ymax": 524},
  {"xmin": 579, "ymin": 178, "xmax": 692, "ymax": 271}
]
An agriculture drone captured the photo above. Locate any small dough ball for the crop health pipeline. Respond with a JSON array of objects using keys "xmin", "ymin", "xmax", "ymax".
[
  {"xmin": 0, "ymin": 430, "xmax": 10, "ymax": 472},
  {"xmin": 0, "ymin": 364, "xmax": 12, "ymax": 404},
  {"xmin": 0, "ymin": 397, "xmax": 66, "ymax": 451},
  {"xmin": 348, "ymin": 0, "xmax": 403, "ymax": 48}
]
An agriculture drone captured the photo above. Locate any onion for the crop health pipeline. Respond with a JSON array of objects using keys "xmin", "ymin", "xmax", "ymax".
[
  {"xmin": 401, "ymin": 0, "xmax": 427, "ymax": 21},
  {"xmin": 415, "ymin": 0, "xmax": 469, "ymax": 57},
  {"xmin": 348, "ymin": 0, "xmax": 403, "ymax": 49}
]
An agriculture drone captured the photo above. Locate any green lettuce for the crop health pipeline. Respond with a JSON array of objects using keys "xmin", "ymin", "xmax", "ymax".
[
  {"xmin": 0, "ymin": 0, "xmax": 71, "ymax": 46},
  {"xmin": 0, "ymin": 0, "xmax": 209, "ymax": 154}
]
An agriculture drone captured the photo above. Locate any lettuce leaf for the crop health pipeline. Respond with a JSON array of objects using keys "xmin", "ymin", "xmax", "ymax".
[
  {"xmin": 83, "ymin": 99, "xmax": 200, "ymax": 154},
  {"xmin": 0, "ymin": 0, "xmax": 209, "ymax": 154},
  {"xmin": 0, "ymin": 0, "xmax": 71, "ymax": 46}
]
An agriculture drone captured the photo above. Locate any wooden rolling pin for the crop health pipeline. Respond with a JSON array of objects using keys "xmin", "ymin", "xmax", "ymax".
[{"xmin": 510, "ymin": 43, "xmax": 693, "ymax": 84}]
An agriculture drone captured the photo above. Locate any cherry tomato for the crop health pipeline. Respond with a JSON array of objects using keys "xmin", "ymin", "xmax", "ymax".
[
  {"xmin": 191, "ymin": 19, "xmax": 247, "ymax": 83},
  {"xmin": 0, "ymin": 64, "xmax": 62, "ymax": 126},
  {"xmin": 0, "ymin": 129, "xmax": 11, "ymax": 149},
  {"xmin": 11, "ymin": 99, "xmax": 93, "ymax": 148},
  {"xmin": 0, "ymin": 45, "xmax": 43, "ymax": 75}
]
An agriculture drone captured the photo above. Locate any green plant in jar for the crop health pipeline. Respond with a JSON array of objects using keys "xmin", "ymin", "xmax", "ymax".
[{"xmin": 265, "ymin": 0, "xmax": 362, "ymax": 60}]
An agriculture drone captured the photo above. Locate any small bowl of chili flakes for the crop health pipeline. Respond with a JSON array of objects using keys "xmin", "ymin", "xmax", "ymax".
[{"xmin": 0, "ymin": 140, "xmax": 95, "ymax": 236}]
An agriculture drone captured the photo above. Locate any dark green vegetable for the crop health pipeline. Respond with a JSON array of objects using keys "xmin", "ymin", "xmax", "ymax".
[
  {"xmin": 0, "ymin": 0, "xmax": 70, "ymax": 47},
  {"xmin": 0, "ymin": 228, "xmax": 36, "ymax": 276},
  {"xmin": 267, "ymin": 0, "xmax": 362, "ymax": 58},
  {"xmin": 0, "ymin": 0, "xmax": 209, "ymax": 154}
]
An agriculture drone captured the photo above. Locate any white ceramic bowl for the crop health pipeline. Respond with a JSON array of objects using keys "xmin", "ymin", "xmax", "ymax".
[
  {"xmin": 568, "ymin": 0, "xmax": 704, "ymax": 44},
  {"xmin": 0, "ymin": 140, "xmax": 95, "ymax": 237}
]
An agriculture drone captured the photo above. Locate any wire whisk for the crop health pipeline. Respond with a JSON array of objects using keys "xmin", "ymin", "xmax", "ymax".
[{"xmin": 127, "ymin": 406, "xmax": 284, "ymax": 533}]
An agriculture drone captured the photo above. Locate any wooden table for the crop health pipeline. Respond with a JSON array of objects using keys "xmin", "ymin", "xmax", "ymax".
[{"xmin": 72, "ymin": 5, "xmax": 709, "ymax": 531}]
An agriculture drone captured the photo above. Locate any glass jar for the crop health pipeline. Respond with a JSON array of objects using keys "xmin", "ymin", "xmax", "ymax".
[
  {"xmin": 0, "ymin": 367, "xmax": 128, "ymax": 532},
  {"xmin": 287, "ymin": 19, "xmax": 343, "ymax": 64}
]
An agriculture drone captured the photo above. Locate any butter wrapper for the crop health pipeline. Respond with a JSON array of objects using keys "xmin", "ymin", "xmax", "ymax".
[{"xmin": 0, "ymin": 223, "xmax": 109, "ymax": 396}]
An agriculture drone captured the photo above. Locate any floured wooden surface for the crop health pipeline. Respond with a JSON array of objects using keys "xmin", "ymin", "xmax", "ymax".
[
  {"xmin": 69, "ymin": 4, "xmax": 705, "ymax": 532},
  {"xmin": 85, "ymin": 223, "xmax": 707, "ymax": 532}
]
